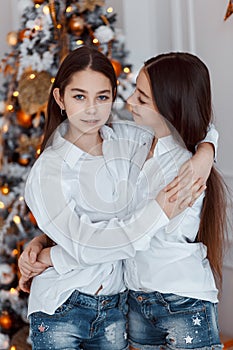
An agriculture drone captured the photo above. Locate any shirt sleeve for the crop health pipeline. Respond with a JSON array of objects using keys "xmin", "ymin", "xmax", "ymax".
[
  {"xmin": 25, "ymin": 155, "xmax": 169, "ymax": 274},
  {"xmin": 197, "ymin": 123, "xmax": 218, "ymax": 160}
]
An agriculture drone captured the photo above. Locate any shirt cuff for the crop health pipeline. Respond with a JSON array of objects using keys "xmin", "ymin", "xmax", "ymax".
[{"xmin": 50, "ymin": 245, "xmax": 74, "ymax": 274}]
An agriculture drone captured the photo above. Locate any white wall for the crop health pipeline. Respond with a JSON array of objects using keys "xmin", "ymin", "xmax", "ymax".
[{"xmin": 1, "ymin": 0, "xmax": 233, "ymax": 337}]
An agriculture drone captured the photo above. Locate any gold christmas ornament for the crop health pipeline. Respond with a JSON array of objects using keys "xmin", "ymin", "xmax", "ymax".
[
  {"xmin": 16, "ymin": 134, "xmax": 42, "ymax": 154},
  {"xmin": 68, "ymin": 15, "xmax": 85, "ymax": 36},
  {"xmin": 18, "ymin": 70, "xmax": 52, "ymax": 115},
  {"xmin": 224, "ymin": 0, "xmax": 233, "ymax": 20},
  {"xmin": 77, "ymin": 0, "xmax": 105, "ymax": 13},
  {"xmin": 111, "ymin": 59, "xmax": 122, "ymax": 77},
  {"xmin": 7, "ymin": 31, "xmax": 18, "ymax": 46}
]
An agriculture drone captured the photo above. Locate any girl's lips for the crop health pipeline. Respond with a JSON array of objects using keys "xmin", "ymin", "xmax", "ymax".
[{"xmin": 81, "ymin": 119, "xmax": 100, "ymax": 123}]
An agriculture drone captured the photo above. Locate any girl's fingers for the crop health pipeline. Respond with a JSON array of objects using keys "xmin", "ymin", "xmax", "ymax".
[{"xmin": 189, "ymin": 184, "xmax": 206, "ymax": 207}]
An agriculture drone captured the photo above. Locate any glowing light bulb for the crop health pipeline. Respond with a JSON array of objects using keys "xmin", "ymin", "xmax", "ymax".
[
  {"xmin": 13, "ymin": 91, "xmax": 19, "ymax": 97},
  {"xmin": 43, "ymin": 5, "xmax": 50, "ymax": 14},
  {"xmin": 107, "ymin": 7, "xmax": 113, "ymax": 13},
  {"xmin": 66, "ymin": 6, "xmax": 72, "ymax": 13},
  {"xmin": 123, "ymin": 67, "xmax": 130, "ymax": 74},
  {"xmin": 29, "ymin": 73, "xmax": 36, "ymax": 80},
  {"xmin": 7, "ymin": 104, "xmax": 14, "ymax": 111}
]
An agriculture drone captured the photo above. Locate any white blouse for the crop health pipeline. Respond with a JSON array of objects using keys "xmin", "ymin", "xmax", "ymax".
[{"xmin": 25, "ymin": 121, "xmax": 169, "ymax": 316}]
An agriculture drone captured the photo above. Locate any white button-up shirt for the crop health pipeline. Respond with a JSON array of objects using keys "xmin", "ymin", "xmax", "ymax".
[
  {"xmin": 25, "ymin": 121, "xmax": 169, "ymax": 316},
  {"xmin": 123, "ymin": 135, "xmax": 218, "ymax": 303},
  {"xmin": 25, "ymin": 120, "xmax": 218, "ymax": 315}
]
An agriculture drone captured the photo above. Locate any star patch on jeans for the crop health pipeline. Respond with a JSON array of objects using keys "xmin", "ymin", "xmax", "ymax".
[{"xmin": 38, "ymin": 322, "xmax": 49, "ymax": 332}]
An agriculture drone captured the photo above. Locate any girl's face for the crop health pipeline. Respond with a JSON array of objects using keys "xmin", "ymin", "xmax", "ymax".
[
  {"xmin": 127, "ymin": 68, "xmax": 169, "ymax": 137},
  {"xmin": 53, "ymin": 68, "xmax": 113, "ymax": 137}
]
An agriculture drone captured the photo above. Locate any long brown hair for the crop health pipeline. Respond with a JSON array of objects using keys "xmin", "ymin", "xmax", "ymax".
[
  {"xmin": 145, "ymin": 52, "xmax": 228, "ymax": 285},
  {"xmin": 41, "ymin": 45, "xmax": 117, "ymax": 151}
]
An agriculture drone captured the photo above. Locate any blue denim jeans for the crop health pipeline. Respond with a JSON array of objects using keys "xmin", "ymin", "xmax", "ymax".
[
  {"xmin": 128, "ymin": 290, "xmax": 223, "ymax": 350},
  {"xmin": 29, "ymin": 290, "xmax": 129, "ymax": 349}
]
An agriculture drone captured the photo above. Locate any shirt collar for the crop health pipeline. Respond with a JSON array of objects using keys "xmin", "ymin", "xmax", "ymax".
[
  {"xmin": 154, "ymin": 134, "xmax": 185, "ymax": 157},
  {"xmin": 50, "ymin": 122, "xmax": 115, "ymax": 168}
]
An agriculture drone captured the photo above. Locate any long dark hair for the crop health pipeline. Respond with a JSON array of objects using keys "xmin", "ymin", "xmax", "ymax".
[
  {"xmin": 145, "ymin": 52, "xmax": 228, "ymax": 285},
  {"xmin": 41, "ymin": 45, "xmax": 117, "ymax": 151}
]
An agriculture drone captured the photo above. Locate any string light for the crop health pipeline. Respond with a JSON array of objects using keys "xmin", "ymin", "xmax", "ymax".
[
  {"xmin": 13, "ymin": 91, "xmax": 19, "ymax": 97},
  {"xmin": 43, "ymin": 4, "xmax": 50, "ymax": 15},
  {"xmin": 76, "ymin": 40, "xmax": 84, "ymax": 45},
  {"xmin": 107, "ymin": 7, "xmax": 113, "ymax": 13},
  {"xmin": 13, "ymin": 215, "xmax": 21, "ymax": 225},
  {"xmin": 93, "ymin": 38, "xmax": 99, "ymax": 44},
  {"xmin": 0, "ymin": 201, "xmax": 5, "ymax": 209},
  {"xmin": 66, "ymin": 6, "xmax": 72, "ymax": 13},
  {"xmin": 35, "ymin": 3, "xmax": 40, "ymax": 8},
  {"xmin": 1, "ymin": 184, "xmax": 9, "ymax": 195},
  {"xmin": 29, "ymin": 73, "xmax": 36, "ymax": 80},
  {"xmin": 123, "ymin": 67, "xmax": 131, "ymax": 74},
  {"xmin": 12, "ymin": 249, "xmax": 18, "ymax": 256},
  {"xmin": 7, "ymin": 104, "xmax": 14, "ymax": 112}
]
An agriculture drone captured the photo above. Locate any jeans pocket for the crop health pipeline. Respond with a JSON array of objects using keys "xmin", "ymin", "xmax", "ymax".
[{"xmin": 158, "ymin": 293, "xmax": 205, "ymax": 314}]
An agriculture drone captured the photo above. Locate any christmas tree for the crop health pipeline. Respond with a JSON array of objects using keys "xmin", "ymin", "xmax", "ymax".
[{"xmin": 0, "ymin": 1, "xmax": 134, "ymax": 348}]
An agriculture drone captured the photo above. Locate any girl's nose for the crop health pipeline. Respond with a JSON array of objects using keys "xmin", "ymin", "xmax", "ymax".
[{"xmin": 86, "ymin": 102, "xmax": 97, "ymax": 115}]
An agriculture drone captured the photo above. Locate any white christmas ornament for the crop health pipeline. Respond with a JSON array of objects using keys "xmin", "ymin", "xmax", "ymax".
[
  {"xmin": 0, "ymin": 333, "xmax": 10, "ymax": 350},
  {"xmin": 94, "ymin": 25, "xmax": 114, "ymax": 43},
  {"xmin": 0, "ymin": 263, "xmax": 15, "ymax": 285}
]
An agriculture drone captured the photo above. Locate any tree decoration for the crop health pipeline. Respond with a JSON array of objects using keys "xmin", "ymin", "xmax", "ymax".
[
  {"xmin": 18, "ymin": 71, "xmax": 52, "ymax": 115},
  {"xmin": 0, "ymin": 0, "xmax": 134, "ymax": 347},
  {"xmin": 224, "ymin": 0, "xmax": 233, "ymax": 20},
  {"xmin": 77, "ymin": 0, "xmax": 105, "ymax": 13},
  {"xmin": 111, "ymin": 59, "xmax": 122, "ymax": 77},
  {"xmin": 68, "ymin": 15, "xmax": 85, "ymax": 36}
]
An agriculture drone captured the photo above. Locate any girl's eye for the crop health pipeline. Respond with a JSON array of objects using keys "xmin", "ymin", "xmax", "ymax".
[
  {"xmin": 98, "ymin": 95, "xmax": 109, "ymax": 101},
  {"xmin": 138, "ymin": 96, "xmax": 146, "ymax": 104},
  {"xmin": 74, "ymin": 94, "xmax": 85, "ymax": 100}
]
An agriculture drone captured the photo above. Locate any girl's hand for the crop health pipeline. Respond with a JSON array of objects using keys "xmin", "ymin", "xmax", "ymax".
[
  {"xmin": 18, "ymin": 235, "xmax": 48, "ymax": 279},
  {"xmin": 19, "ymin": 275, "xmax": 33, "ymax": 294},
  {"xmin": 156, "ymin": 179, "xmax": 206, "ymax": 219},
  {"xmin": 164, "ymin": 143, "xmax": 214, "ymax": 207}
]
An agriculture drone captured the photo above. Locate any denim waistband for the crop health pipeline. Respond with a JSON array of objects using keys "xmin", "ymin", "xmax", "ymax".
[{"xmin": 68, "ymin": 290, "xmax": 128, "ymax": 310}]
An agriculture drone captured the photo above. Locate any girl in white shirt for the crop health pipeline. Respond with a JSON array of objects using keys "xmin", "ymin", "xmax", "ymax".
[
  {"xmin": 124, "ymin": 53, "xmax": 227, "ymax": 349},
  {"xmin": 19, "ymin": 48, "xmax": 218, "ymax": 349}
]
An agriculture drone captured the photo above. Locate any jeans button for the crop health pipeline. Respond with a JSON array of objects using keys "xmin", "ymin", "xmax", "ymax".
[
  {"xmin": 102, "ymin": 300, "xmax": 109, "ymax": 306},
  {"xmin": 137, "ymin": 296, "xmax": 143, "ymax": 302}
]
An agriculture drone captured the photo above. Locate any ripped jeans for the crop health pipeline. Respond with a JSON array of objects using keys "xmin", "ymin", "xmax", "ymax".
[
  {"xmin": 128, "ymin": 290, "xmax": 223, "ymax": 350},
  {"xmin": 29, "ymin": 290, "xmax": 129, "ymax": 350}
]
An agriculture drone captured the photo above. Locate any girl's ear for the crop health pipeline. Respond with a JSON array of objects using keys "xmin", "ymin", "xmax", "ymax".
[{"xmin": 53, "ymin": 88, "xmax": 65, "ymax": 109}]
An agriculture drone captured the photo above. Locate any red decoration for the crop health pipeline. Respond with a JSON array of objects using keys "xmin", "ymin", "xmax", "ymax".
[
  {"xmin": 111, "ymin": 59, "xmax": 122, "ymax": 77},
  {"xmin": 34, "ymin": 0, "xmax": 45, "ymax": 4},
  {"xmin": 0, "ymin": 311, "xmax": 13, "ymax": 330},
  {"xmin": 16, "ymin": 110, "xmax": 32, "ymax": 128},
  {"xmin": 224, "ymin": 0, "xmax": 233, "ymax": 20}
]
